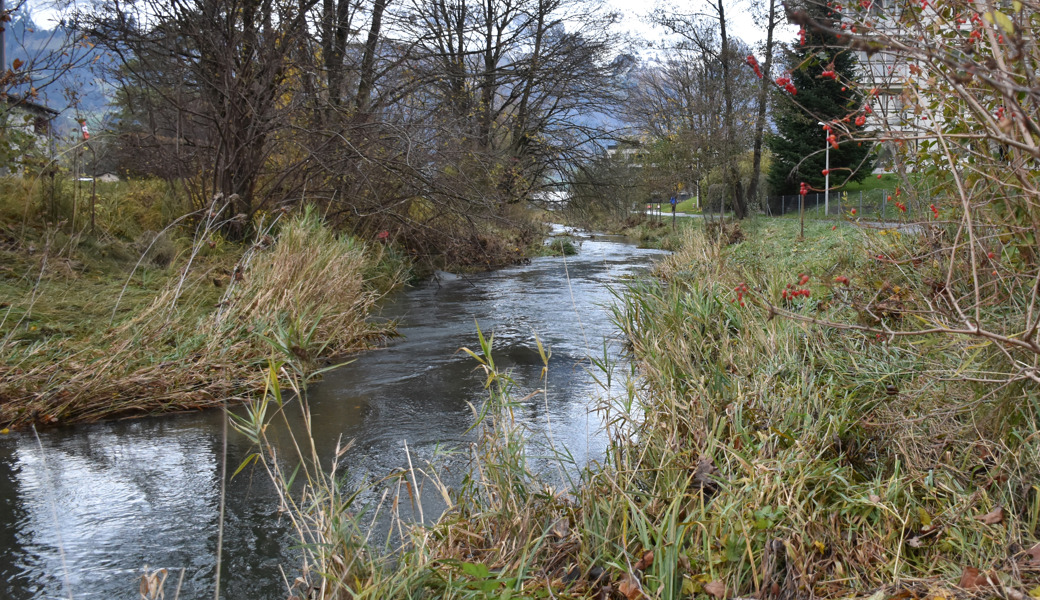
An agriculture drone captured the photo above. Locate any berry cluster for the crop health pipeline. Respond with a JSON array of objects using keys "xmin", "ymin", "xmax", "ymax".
[
  {"xmin": 733, "ymin": 283, "xmax": 749, "ymax": 307},
  {"xmin": 834, "ymin": 275, "xmax": 850, "ymax": 285},
  {"xmin": 782, "ymin": 274, "xmax": 812, "ymax": 301},
  {"xmin": 746, "ymin": 55, "xmax": 763, "ymax": 79},
  {"xmin": 799, "ymin": 182, "xmax": 809, "ymax": 196},
  {"xmin": 929, "ymin": 203, "xmax": 939, "ymax": 218},
  {"xmin": 775, "ymin": 75, "xmax": 797, "ymax": 95}
]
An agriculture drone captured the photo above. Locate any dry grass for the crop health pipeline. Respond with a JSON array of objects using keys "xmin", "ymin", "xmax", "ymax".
[
  {"xmin": 0, "ymin": 204, "xmax": 403, "ymax": 428},
  {"xmin": 256, "ymin": 218, "xmax": 1040, "ymax": 600}
]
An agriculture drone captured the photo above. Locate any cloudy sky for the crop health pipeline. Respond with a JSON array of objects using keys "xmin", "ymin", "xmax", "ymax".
[{"xmin": 607, "ymin": 0, "xmax": 796, "ymax": 51}]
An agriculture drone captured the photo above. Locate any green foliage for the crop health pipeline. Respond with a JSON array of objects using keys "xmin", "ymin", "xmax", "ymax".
[{"xmin": 766, "ymin": 1, "xmax": 873, "ymax": 196}]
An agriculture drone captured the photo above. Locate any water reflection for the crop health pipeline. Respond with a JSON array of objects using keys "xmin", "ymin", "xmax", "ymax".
[{"xmin": 0, "ymin": 230, "xmax": 666, "ymax": 599}]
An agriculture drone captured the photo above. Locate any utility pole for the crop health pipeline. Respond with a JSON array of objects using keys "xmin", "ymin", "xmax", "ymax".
[
  {"xmin": 825, "ymin": 131, "xmax": 830, "ymax": 215},
  {"xmin": 819, "ymin": 122, "xmax": 831, "ymax": 216},
  {"xmin": 1, "ymin": 0, "xmax": 6, "ymax": 77}
]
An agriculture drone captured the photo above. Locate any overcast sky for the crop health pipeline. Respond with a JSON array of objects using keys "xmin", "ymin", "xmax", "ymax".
[
  {"xmin": 607, "ymin": 0, "xmax": 796, "ymax": 52},
  {"xmin": 28, "ymin": 0, "xmax": 793, "ymax": 56}
]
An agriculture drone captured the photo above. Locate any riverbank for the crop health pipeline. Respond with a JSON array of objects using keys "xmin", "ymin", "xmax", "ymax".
[
  {"xmin": 0, "ymin": 176, "xmax": 576, "ymax": 429},
  {"xmin": 595, "ymin": 217, "xmax": 1040, "ymax": 598},
  {"xmin": 267, "ymin": 216, "xmax": 1040, "ymax": 599},
  {"xmin": 0, "ymin": 202, "xmax": 410, "ymax": 429}
]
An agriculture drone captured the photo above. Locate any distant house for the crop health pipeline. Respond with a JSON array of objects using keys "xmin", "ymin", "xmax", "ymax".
[
  {"xmin": 4, "ymin": 96, "xmax": 57, "ymax": 136},
  {"xmin": 1, "ymin": 96, "xmax": 57, "ymax": 173},
  {"xmin": 606, "ymin": 140, "xmax": 643, "ymax": 163}
]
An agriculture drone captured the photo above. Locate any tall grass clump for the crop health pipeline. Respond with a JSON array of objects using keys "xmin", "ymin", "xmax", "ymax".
[
  {"xmin": 233, "ymin": 326, "xmax": 583, "ymax": 599},
  {"xmin": 212, "ymin": 207, "xmax": 395, "ymax": 376},
  {"xmin": 587, "ymin": 218, "xmax": 1040, "ymax": 599},
  {"xmin": 0, "ymin": 203, "xmax": 403, "ymax": 428}
]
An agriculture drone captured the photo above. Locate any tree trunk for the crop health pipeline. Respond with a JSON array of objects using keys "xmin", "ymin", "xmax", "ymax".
[
  {"xmin": 716, "ymin": 0, "xmax": 747, "ymax": 219},
  {"xmin": 747, "ymin": 0, "xmax": 778, "ymax": 213}
]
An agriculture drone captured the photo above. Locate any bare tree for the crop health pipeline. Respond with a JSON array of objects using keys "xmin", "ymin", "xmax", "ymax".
[
  {"xmin": 80, "ymin": 0, "xmax": 321, "ymax": 228},
  {"xmin": 746, "ymin": 0, "xmax": 782, "ymax": 210},
  {"xmin": 656, "ymin": 1, "xmax": 754, "ymax": 218}
]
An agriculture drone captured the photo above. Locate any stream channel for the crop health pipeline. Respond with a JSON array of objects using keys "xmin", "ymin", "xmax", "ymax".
[{"xmin": 0, "ymin": 227, "xmax": 667, "ymax": 599}]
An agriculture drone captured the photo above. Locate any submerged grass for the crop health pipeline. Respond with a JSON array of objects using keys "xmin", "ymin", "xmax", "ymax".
[{"xmin": 251, "ymin": 216, "xmax": 1040, "ymax": 599}]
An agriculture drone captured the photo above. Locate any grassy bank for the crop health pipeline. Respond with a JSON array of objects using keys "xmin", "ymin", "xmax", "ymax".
[
  {"xmin": 595, "ymin": 217, "xmax": 1040, "ymax": 598},
  {"xmin": 0, "ymin": 185, "xmax": 406, "ymax": 428},
  {"xmin": 247, "ymin": 216, "xmax": 1040, "ymax": 599}
]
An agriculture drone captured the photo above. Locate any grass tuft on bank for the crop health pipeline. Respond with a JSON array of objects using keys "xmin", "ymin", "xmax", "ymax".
[{"xmin": 0, "ymin": 194, "xmax": 404, "ymax": 428}]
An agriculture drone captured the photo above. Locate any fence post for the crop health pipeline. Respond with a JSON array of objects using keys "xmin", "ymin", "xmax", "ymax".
[{"xmin": 859, "ymin": 191, "xmax": 863, "ymax": 215}]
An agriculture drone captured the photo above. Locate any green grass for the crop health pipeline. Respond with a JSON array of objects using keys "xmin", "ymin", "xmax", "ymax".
[
  {"xmin": 675, "ymin": 198, "xmax": 698, "ymax": 212},
  {"xmin": 839, "ymin": 172, "xmax": 900, "ymax": 193}
]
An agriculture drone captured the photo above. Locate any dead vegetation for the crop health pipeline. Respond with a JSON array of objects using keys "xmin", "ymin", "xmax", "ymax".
[
  {"xmin": 0, "ymin": 203, "xmax": 403, "ymax": 428},
  {"xmin": 255, "ymin": 219, "xmax": 1040, "ymax": 600}
]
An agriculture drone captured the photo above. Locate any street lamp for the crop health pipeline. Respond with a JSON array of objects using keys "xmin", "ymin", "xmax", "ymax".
[{"xmin": 818, "ymin": 122, "xmax": 830, "ymax": 216}]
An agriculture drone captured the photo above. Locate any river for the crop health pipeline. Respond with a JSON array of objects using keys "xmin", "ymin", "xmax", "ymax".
[{"xmin": 0, "ymin": 228, "xmax": 666, "ymax": 599}]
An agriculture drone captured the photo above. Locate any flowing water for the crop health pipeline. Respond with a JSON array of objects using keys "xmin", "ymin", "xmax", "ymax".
[{"xmin": 0, "ymin": 228, "xmax": 667, "ymax": 599}]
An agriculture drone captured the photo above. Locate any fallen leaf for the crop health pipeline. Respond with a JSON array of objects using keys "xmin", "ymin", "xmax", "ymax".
[
  {"xmin": 139, "ymin": 567, "xmax": 168, "ymax": 600},
  {"xmin": 958, "ymin": 566, "xmax": 997, "ymax": 589},
  {"xmin": 907, "ymin": 536, "xmax": 923, "ymax": 548},
  {"xmin": 1020, "ymin": 543, "xmax": 1040, "ymax": 568},
  {"xmin": 634, "ymin": 550, "xmax": 654, "ymax": 571},
  {"xmin": 959, "ymin": 567, "xmax": 981, "ymax": 588},
  {"xmin": 975, "ymin": 506, "xmax": 1004, "ymax": 525},
  {"xmin": 704, "ymin": 580, "xmax": 728, "ymax": 599},
  {"xmin": 693, "ymin": 458, "xmax": 719, "ymax": 495},
  {"xmin": 868, "ymin": 494, "xmax": 882, "ymax": 503},
  {"xmin": 617, "ymin": 573, "xmax": 644, "ymax": 600}
]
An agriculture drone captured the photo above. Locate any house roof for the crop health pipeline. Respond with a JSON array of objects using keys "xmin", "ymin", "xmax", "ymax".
[{"xmin": 4, "ymin": 95, "xmax": 58, "ymax": 118}]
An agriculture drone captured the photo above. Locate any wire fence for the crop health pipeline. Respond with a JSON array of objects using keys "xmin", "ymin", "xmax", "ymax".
[{"xmin": 765, "ymin": 189, "xmax": 923, "ymax": 221}]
